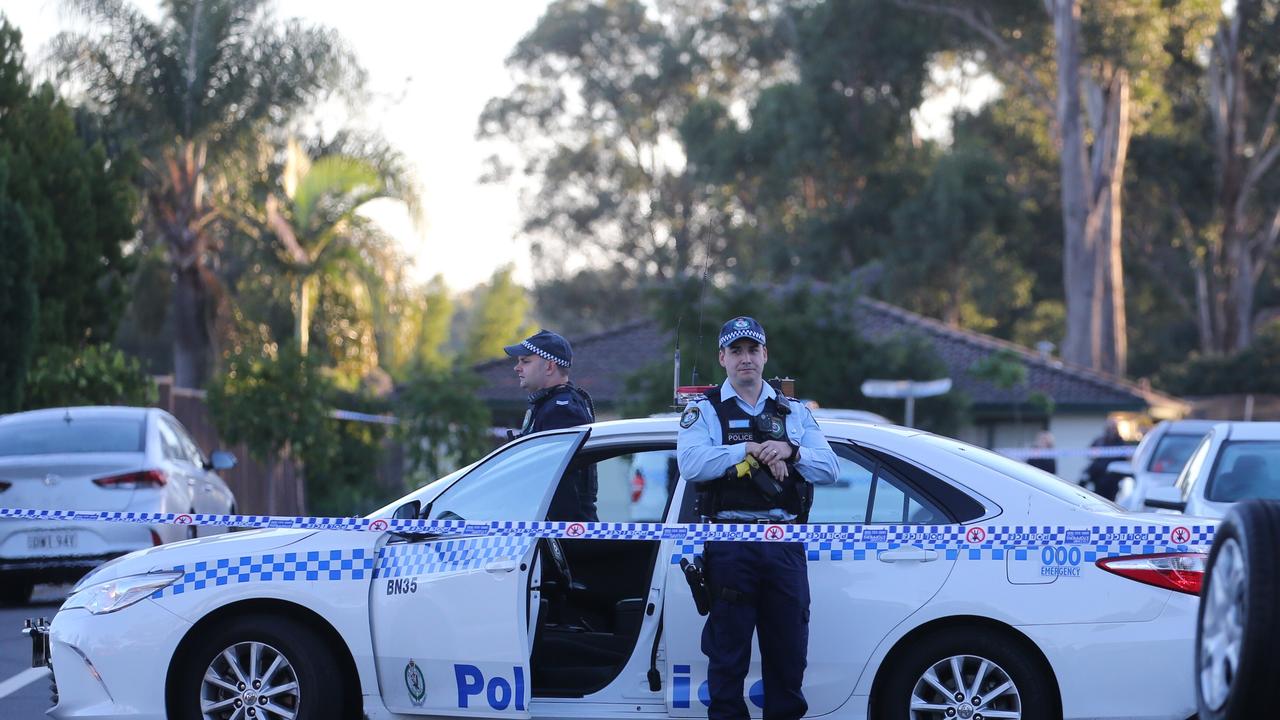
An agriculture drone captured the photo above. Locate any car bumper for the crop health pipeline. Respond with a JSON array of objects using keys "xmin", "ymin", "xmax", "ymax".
[
  {"xmin": 1, "ymin": 520, "xmax": 157, "ymax": 581},
  {"xmin": 1022, "ymin": 591, "xmax": 1198, "ymax": 720},
  {"xmin": 46, "ymin": 602, "xmax": 190, "ymax": 719}
]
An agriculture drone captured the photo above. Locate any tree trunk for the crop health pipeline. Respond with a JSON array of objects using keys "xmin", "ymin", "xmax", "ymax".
[
  {"xmin": 1091, "ymin": 70, "xmax": 1131, "ymax": 376},
  {"xmin": 1053, "ymin": 0, "xmax": 1100, "ymax": 370},
  {"xmin": 172, "ymin": 263, "xmax": 213, "ymax": 388}
]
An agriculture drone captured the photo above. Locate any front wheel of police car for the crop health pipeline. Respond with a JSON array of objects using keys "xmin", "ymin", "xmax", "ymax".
[
  {"xmin": 1196, "ymin": 500, "xmax": 1280, "ymax": 720},
  {"xmin": 168, "ymin": 614, "xmax": 343, "ymax": 720},
  {"xmin": 873, "ymin": 627, "xmax": 1057, "ymax": 720}
]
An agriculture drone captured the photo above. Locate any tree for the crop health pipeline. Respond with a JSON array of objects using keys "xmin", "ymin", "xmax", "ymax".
[
  {"xmin": 256, "ymin": 138, "xmax": 421, "ymax": 356},
  {"xmin": 0, "ymin": 158, "xmax": 37, "ymax": 412},
  {"xmin": 53, "ymin": 0, "xmax": 362, "ymax": 387},
  {"xmin": 898, "ymin": 0, "xmax": 1206, "ymax": 376},
  {"xmin": 462, "ymin": 265, "xmax": 538, "ymax": 366},
  {"xmin": 22, "ymin": 344, "xmax": 155, "ymax": 410}
]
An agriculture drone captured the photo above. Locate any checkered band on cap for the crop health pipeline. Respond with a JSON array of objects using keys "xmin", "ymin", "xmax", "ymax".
[{"xmin": 522, "ymin": 340, "xmax": 570, "ymax": 367}]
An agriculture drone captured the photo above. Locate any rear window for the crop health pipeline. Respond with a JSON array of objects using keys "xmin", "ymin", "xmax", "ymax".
[
  {"xmin": 1206, "ymin": 441, "xmax": 1280, "ymax": 502},
  {"xmin": 916, "ymin": 434, "xmax": 1118, "ymax": 512},
  {"xmin": 0, "ymin": 416, "xmax": 146, "ymax": 456},
  {"xmin": 1146, "ymin": 433, "xmax": 1205, "ymax": 474}
]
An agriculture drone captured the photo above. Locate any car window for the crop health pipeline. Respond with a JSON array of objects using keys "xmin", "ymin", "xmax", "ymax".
[
  {"xmin": 172, "ymin": 421, "xmax": 207, "ymax": 466},
  {"xmin": 1176, "ymin": 435, "xmax": 1214, "ymax": 498},
  {"xmin": 809, "ymin": 446, "xmax": 948, "ymax": 524},
  {"xmin": 427, "ymin": 432, "xmax": 584, "ymax": 522},
  {"xmin": 604, "ymin": 448, "xmax": 679, "ymax": 522},
  {"xmin": 1205, "ymin": 441, "xmax": 1280, "ymax": 502},
  {"xmin": 155, "ymin": 419, "xmax": 186, "ymax": 462},
  {"xmin": 1146, "ymin": 433, "xmax": 1205, "ymax": 474},
  {"xmin": 0, "ymin": 416, "xmax": 145, "ymax": 456}
]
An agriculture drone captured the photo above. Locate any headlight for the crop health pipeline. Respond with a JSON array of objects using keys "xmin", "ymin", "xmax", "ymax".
[{"xmin": 63, "ymin": 572, "xmax": 183, "ymax": 614}]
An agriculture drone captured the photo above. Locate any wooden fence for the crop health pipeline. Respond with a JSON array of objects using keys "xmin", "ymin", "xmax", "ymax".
[{"xmin": 154, "ymin": 377, "xmax": 304, "ymax": 515}]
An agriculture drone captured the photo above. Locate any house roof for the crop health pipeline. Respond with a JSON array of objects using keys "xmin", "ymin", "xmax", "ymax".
[{"xmin": 472, "ymin": 299, "xmax": 1188, "ymax": 415}]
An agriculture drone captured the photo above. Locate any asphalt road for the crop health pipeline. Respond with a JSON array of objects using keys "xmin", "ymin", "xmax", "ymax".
[{"xmin": 0, "ymin": 585, "xmax": 70, "ymax": 720}]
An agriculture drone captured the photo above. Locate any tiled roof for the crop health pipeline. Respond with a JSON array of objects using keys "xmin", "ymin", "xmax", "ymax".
[
  {"xmin": 472, "ymin": 319, "xmax": 671, "ymax": 408},
  {"xmin": 471, "ymin": 300, "xmax": 1187, "ymax": 413}
]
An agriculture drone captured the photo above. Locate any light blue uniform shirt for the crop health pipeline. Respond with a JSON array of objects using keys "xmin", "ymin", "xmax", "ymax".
[{"xmin": 677, "ymin": 382, "xmax": 839, "ymax": 521}]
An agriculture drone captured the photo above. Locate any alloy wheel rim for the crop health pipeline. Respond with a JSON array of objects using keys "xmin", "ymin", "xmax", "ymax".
[
  {"xmin": 1200, "ymin": 537, "xmax": 1246, "ymax": 711},
  {"xmin": 909, "ymin": 653, "xmax": 1022, "ymax": 720},
  {"xmin": 199, "ymin": 640, "xmax": 301, "ymax": 720}
]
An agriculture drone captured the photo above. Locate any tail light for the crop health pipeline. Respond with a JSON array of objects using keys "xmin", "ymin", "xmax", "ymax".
[
  {"xmin": 93, "ymin": 470, "xmax": 167, "ymax": 489},
  {"xmin": 630, "ymin": 470, "xmax": 645, "ymax": 503},
  {"xmin": 1096, "ymin": 552, "xmax": 1206, "ymax": 595}
]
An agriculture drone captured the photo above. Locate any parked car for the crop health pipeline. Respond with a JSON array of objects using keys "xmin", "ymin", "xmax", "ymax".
[
  {"xmin": 1147, "ymin": 421, "xmax": 1280, "ymax": 518},
  {"xmin": 1195, "ymin": 499, "xmax": 1280, "ymax": 720},
  {"xmin": 1112, "ymin": 419, "xmax": 1216, "ymax": 511},
  {"xmin": 26, "ymin": 416, "xmax": 1209, "ymax": 719},
  {"xmin": 0, "ymin": 406, "xmax": 237, "ymax": 604}
]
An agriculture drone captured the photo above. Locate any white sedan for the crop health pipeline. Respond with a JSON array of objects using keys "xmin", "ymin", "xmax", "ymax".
[
  {"xmin": 1111, "ymin": 419, "xmax": 1215, "ymax": 511},
  {"xmin": 1146, "ymin": 421, "xmax": 1280, "ymax": 518},
  {"xmin": 25, "ymin": 418, "xmax": 1210, "ymax": 720},
  {"xmin": 0, "ymin": 406, "xmax": 237, "ymax": 605}
]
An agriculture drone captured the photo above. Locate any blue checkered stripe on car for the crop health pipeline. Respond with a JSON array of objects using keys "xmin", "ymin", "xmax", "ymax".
[
  {"xmin": 375, "ymin": 536, "xmax": 536, "ymax": 579},
  {"xmin": 156, "ymin": 549, "xmax": 376, "ymax": 598}
]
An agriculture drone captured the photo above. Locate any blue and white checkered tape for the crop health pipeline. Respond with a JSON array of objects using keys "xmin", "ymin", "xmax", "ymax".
[
  {"xmin": 1, "ymin": 507, "xmax": 1215, "ymax": 550},
  {"xmin": 155, "ymin": 548, "xmax": 376, "ymax": 598}
]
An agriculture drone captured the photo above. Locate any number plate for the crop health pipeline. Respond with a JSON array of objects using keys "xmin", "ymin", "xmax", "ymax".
[{"xmin": 27, "ymin": 532, "xmax": 77, "ymax": 551}]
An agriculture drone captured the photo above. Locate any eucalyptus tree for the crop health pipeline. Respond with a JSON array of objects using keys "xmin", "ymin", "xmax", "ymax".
[{"xmin": 52, "ymin": 0, "xmax": 362, "ymax": 387}]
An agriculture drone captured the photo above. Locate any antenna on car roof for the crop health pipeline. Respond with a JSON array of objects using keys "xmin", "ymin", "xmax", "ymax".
[
  {"xmin": 691, "ymin": 258, "xmax": 710, "ymax": 386},
  {"xmin": 673, "ymin": 259, "xmax": 716, "ymax": 408}
]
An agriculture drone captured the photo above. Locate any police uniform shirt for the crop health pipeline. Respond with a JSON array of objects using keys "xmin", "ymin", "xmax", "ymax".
[
  {"xmin": 677, "ymin": 382, "xmax": 839, "ymax": 520},
  {"xmin": 522, "ymin": 383, "xmax": 594, "ymax": 435}
]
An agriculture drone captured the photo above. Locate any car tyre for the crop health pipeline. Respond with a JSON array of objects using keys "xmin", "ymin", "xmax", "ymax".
[
  {"xmin": 171, "ymin": 614, "xmax": 343, "ymax": 720},
  {"xmin": 1196, "ymin": 499, "xmax": 1280, "ymax": 720},
  {"xmin": 0, "ymin": 579, "xmax": 34, "ymax": 606},
  {"xmin": 875, "ymin": 627, "xmax": 1056, "ymax": 720}
]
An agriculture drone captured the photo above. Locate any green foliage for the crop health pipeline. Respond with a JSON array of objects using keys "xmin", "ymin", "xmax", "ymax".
[
  {"xmin": 0, "ymin": 158, "xmax": 37, "ymax": 413},
  {"xmin": 1156, "ymin": 323, "xmax": 1280, "ymax": 395},
  {"xmin": 463, "ymin": 266, "xmax": 537, "ymax": 365},
  {"xmin": 22, "ymin": 344, "xmax": 155, "ymax": 410},
  {"xmin": 968, "ymin": 349, "xmax": 1028, "ymax": 390},
  {"xmin": 397, "ymin": 366, "xmax": 494, "ymax": 484},
  {"xmin": 206, "ymin": 344, "xmax": 335, "ymax": 472},
  {"xmin": 305, "ymin": 390, "xmax": 392, "ymax": 517},
  {"xmin": 0, "ymin": 19, "xmax": 139, "ymax": 408}
]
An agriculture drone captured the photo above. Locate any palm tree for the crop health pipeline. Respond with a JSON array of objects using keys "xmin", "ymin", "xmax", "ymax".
[
  {"xmin": 52, "ymin": 0, "xmax": 362, "ymax": 387},
  {"xmin": 262, "ymin": 138, "xmax": 422, "ymax": 357}
]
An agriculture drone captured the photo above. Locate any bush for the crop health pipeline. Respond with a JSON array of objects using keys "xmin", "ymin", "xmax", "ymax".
[
  {"xmin": 1157, "ymin": 324, "xmax": 1280, "ymax": 396},
  {"xmin": 22, "ymin": 343, "xmax": 155, "ymax": 410},
  {"xmin": 397, "ymin": 366, "xmax": 493, "ymax": 484}
]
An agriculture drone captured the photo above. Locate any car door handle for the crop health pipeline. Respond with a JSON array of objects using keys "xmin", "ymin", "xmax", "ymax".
[
  {"xmin": 484, "ymin": 559, "xmax": 519, "ymax": 574},
  {"xmin": 877, "ymin": 549, "xmax": 939, "ymax": 563}
]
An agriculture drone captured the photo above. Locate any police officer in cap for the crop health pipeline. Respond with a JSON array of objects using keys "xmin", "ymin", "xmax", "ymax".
[
  {"xmin": 504, "ymin": 329, "xmax": 598, "ymax": 520},
  {"xmin": 677, "ymin": 316, "xmax": 838, "ymax": 720}
]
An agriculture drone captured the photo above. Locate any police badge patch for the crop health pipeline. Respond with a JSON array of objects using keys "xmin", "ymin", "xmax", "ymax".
[
  {"xmin": 680, "ymin": 405, "xmax": 701, "ymax": 429},
  {"xmin": 405, "ymin": 659, "xmax": 426, "ymax": 705}
]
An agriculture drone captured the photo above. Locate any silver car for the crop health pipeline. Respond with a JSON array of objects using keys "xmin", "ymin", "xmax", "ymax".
[
  {"xmin": 0, "ymin": 406, "xmax": 237, "ymax": 604},
  {"xmin": 1111, "ymin": 419, "xmax": 1216, "ymax": 511},
  {"xmin": 1146, "ymin": 421, "xmax": 1280, "ymax": 518}
]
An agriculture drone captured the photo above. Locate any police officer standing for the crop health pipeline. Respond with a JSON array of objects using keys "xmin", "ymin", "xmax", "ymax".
[
  {"xmin": 677, "ymin": 316, "xmax": 838, "ymax": 720},
  {"xmin": 504, "ymin": 329, "xmax": 598, "ymax": 520}
]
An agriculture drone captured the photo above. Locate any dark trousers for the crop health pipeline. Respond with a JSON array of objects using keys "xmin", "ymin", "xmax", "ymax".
[{"xmin": 701, "ymin": 541, "xmax": 811, "ymax": 720}]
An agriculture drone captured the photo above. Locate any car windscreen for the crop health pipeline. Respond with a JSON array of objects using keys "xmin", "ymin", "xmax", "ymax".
[
  {"xmin": 1205, "ymin": 441, "xmax": 1280, "ymax": 502},
  {"xmin": 916, "ymin": 434, "xmax": 1119, "ymax": 511},
  {"xmin": 0, "ymin": 416, "xmax": 146, "ymax": 456},
  {"xmin": 1146, "ymin": 433, "xmax": 1205, "ymax": 474}
]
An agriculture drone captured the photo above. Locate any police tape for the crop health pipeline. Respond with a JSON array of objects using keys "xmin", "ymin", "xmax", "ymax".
[
  {"xmin": 0, "ymin": 507, "xmax": 1214, "ymax": 549},
  {"xmin": 995, "ymin": 445, "xmax": 1134, "ymax": 460}
]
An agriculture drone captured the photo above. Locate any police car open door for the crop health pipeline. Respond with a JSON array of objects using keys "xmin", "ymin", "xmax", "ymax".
[{"xmin": 370, "ymin": 429, "xmax": 589, "ymax": 717}]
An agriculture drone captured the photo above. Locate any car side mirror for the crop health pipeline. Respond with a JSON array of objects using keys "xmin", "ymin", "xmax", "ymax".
[
  {"xmin": 207, "ymin": 451, "xmax": 237, "ymax": 472},
  {"xmin": 1144, "ymin": 485, "xmax": 1186, "ymax": 512},
  {"xmin": 393, "ymin": 500, "xmax": 421, "ymax": 521},
  {"xmin": 1107, "ymin": 460, "xmax": 1134, "ymax": 477}
]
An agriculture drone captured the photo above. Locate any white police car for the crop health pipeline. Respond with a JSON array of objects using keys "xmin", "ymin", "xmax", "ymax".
[{"xmin": 26, "ymin": 418, "xmax": 1211, "ymax": 720}]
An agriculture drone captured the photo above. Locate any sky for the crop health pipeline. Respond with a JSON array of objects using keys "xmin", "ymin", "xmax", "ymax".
[{"xmin": 0, "ymin": 0, "xmax": 551, "ymax": 291}]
